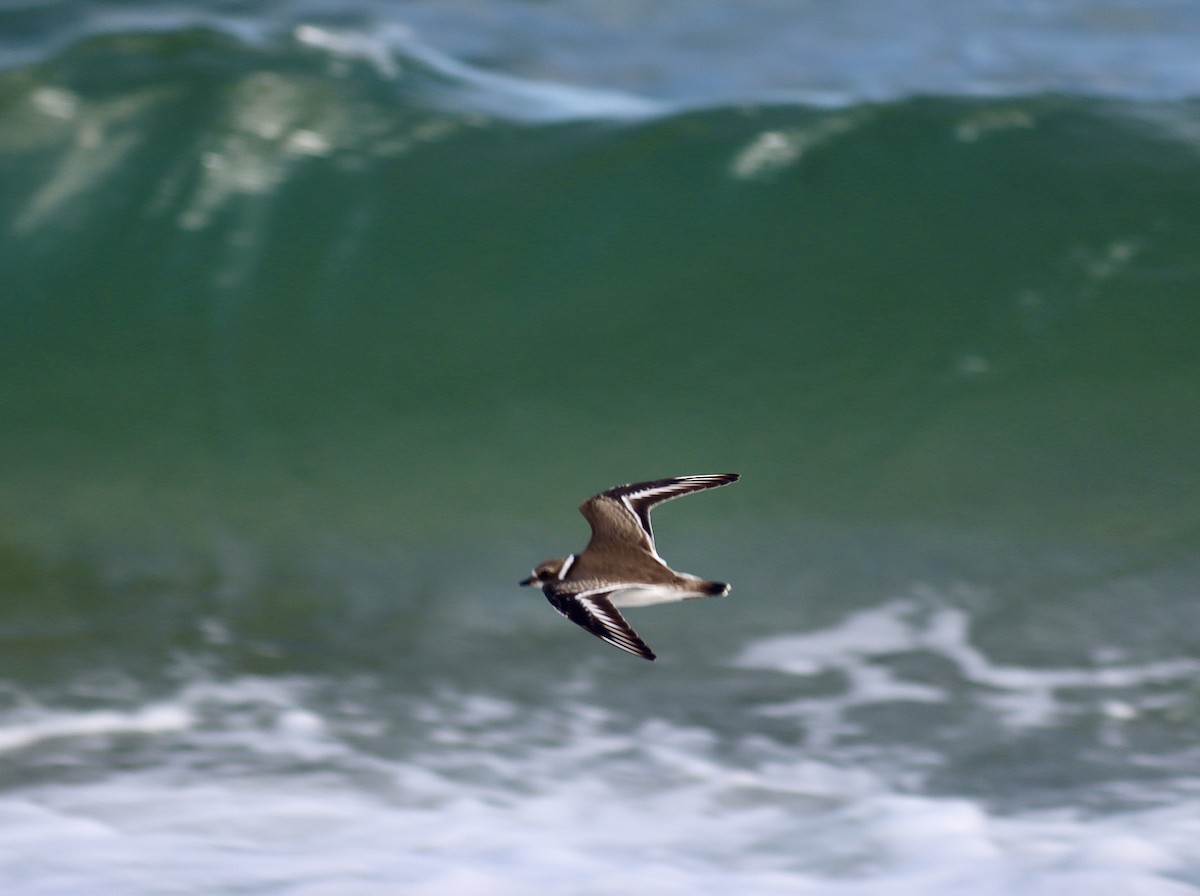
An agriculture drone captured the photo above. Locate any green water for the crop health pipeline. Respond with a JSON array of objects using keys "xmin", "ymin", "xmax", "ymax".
[{"xmin": 1, "ymin": 33, "xmax": 1198, "ymax": 558}]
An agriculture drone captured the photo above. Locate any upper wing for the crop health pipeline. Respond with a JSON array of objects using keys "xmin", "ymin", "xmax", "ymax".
[
  {"xmin": 580, "ymin": 473, "xmax": 739, "ymax": 554},
  {"xmin": 544, "ymin": 586, "xmax": 656, "ymax": 661}
]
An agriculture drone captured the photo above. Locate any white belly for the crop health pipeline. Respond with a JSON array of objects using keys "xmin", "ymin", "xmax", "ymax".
[{"xmin": 608, "ymin": 585, "xmax": 702, "ymax": 609}]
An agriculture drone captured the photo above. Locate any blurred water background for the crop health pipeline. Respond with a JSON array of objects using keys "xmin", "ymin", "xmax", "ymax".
[{"xmin": 2, "ymin": 1, "xmax": 1200, "ymax": 893}]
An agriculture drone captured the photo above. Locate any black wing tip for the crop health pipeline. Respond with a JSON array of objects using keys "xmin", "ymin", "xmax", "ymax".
[
  {"xmin": 623, "ymin": 641, "xmax": 656, "ymax": 661},
  {"xmin": 598, "ymin": 633, "xmax": 657, "ymax": 661},
  {"xmin": 608, "ymin": 634, "xmax": 658, "ymax": 661}
]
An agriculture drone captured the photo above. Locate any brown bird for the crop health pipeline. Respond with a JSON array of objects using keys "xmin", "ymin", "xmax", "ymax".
[{"xmin": 520, "ymin": 474, "xmax": 740, "ymax": 660}]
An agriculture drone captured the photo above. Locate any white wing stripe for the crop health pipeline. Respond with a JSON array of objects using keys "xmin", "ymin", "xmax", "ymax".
[
  {"xmin": 577, "ymin": 594, "xmax": 647, "ymax": 652},
  {"xmin": 620, "ymin": 476, "xmax": 729, "ymax": 504}
]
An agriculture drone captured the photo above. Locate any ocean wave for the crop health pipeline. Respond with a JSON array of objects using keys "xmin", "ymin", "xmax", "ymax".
[
  {"xmin": 1, "ymin": 28, "xmax": 1198, "ymax": 554},
  {"xmin": 4, "ymin": 1, "xmax": 1200, "ymax": 107}
]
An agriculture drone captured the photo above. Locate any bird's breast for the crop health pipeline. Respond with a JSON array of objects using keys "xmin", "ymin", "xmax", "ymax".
[{"xmin": 607, "ymin": 585, "xmax": 700, "ymax": 608}]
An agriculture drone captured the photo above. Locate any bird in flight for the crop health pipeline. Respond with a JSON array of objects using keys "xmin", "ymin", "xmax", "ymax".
[{"xmin": 520, "ymin": 473, "xmax": 740, "ymax": 660}]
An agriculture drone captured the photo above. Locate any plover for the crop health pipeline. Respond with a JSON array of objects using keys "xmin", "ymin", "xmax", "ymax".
[{"xmin": 520, "ymin": 473, "xmax": 740, "ymax": 661}]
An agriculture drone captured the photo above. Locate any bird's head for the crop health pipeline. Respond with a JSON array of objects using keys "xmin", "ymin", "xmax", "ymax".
[{"xmin": 520, "ymin": 557, "xmax": 569, "ymax": 587}]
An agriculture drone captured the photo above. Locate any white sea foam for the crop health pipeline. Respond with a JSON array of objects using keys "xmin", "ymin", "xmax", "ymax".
[
  {"xmin": 295, "ymin": 22, "xmax": 663, "ymax": 122},
  {"xmin": 735, "ymin": 594, "xmax": 1200, "ymax": 731},
  {"xmin": 0, "ymin": 676, "xmax": 1198, "ymax": 895},
  {"xmin": 0, "ymin": 704, "xmax": 193, "ymax": 754}
]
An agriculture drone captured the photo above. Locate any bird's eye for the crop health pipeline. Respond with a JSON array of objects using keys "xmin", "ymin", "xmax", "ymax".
[{"xmin": 538, "ymin": 569, "xmax": 550, "ymax": 580}]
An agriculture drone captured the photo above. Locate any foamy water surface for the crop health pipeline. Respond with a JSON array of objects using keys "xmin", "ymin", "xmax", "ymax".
[{"xmin": 3, "ymin": 591, "xmax": 1199, "ymax": 896}]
